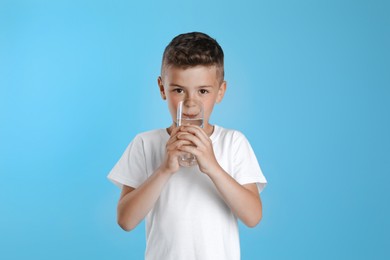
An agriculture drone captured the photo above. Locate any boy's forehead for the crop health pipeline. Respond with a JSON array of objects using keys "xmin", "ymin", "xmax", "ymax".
[{"xmin": 163, "ymin": 65, "xmax": 221, "ymax": 85}]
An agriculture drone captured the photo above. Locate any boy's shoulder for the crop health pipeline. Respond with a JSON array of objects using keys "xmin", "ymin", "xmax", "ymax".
[
  {"xmin": 212, "ymin": 125, "xmax": 247, "ymax": 143},
  {"xmin": 134, "ymin": 128, "xmax": 168, "ymax": 141}
]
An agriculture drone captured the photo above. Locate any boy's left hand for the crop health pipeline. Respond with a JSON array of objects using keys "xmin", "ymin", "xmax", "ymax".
[{"xmin": 176, "ymin": 125, "xmax": 220, "ymax": 175}]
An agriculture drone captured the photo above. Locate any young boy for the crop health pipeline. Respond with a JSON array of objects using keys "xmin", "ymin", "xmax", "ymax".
[{"xmin": 108, "ymin": 32, "xmax": 267, "ymax": 260}]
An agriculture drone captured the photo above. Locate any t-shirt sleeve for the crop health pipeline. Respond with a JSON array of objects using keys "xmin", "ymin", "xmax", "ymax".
[
  {"xmin": 107, "ymin": 135, "xmax": 148, "ymax": 189},
  {"xmin": 232, "ymin": 131, "xmax": 267, "ymax": 193}
]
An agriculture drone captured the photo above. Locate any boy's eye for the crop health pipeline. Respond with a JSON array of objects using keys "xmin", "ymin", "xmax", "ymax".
[
  {"xmin": 173, "ymin": 88, "xmax": 184, "ymax": 94},
  {"xmin": 199, "ymin": 89, "xmax": 209, "ymax": 94}
]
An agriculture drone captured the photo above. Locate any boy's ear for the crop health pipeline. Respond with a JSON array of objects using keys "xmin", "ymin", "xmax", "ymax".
[
  {"xmin": 158, "ymin": 76, "xmax": 166, "ymax": 100},
  {"xmin": 216, "ymin": 81, "xmax": 227, "ymax": 104}
]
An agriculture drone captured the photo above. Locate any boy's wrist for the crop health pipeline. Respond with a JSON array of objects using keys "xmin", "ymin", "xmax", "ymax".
[
  {"xmin": 203, "ymin": 163, "xmax": 224, "ymax": 179},
  {"xmin": 156, "ymin": 165, "xmax": 176, "ymax": 177}
]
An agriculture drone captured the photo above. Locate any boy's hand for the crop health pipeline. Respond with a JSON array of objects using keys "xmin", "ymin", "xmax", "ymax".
[
  {"xmin": 160, "ymin": 126, "xmax": 193, "ymax": 174},
  {"xmin": 177, "ymin": 125, "xmax": 221, "ymax": 176}
]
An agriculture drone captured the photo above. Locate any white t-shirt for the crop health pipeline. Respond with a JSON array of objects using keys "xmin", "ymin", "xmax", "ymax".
[{"xmin": 108, "ymin": 125, "xmax": 267, "ymax": 260}]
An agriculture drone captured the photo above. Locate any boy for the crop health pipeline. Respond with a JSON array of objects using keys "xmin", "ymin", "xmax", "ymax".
[{"xmin": 108, "ymin": 32, "xmax": 267, "ymax": 260}]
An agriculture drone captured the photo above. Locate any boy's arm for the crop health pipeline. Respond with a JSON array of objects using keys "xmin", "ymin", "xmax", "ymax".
[
  {"xmin": 206, "ymin": 170, "xmax": 262, "ymax": 227},
  {"xmin": 117, "ymin": 168, "xmax": 172, "ymax": 231},
  {"xmin": 117, "ymin": 126, "xmax": 191, "ymax": 231},
  {"xmin": 177, "ymin": 126, "xmax": 262, "ymax": 227}
]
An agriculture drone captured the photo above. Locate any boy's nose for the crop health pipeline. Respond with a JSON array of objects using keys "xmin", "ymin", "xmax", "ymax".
[
  {"xmin": 183, "ymin": 96, "xmax": 199, "ymax": 107},
  {"xmin": 184, "ymin": 100, "xmax": 197, "ymax": 108},
  {"xmin": 185, "ymin": 91, "xmax": 198, "ymax": 102}
]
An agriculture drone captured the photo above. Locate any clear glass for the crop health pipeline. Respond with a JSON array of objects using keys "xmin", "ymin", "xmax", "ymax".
[{"xmin": 176, "ymin": 99, "xmax": 204, "ymax": 167}]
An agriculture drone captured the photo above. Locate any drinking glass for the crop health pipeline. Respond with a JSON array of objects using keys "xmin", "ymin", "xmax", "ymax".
[{"xmin": 176, "ymin": 99, "xmax": 204, "ymax": 167}]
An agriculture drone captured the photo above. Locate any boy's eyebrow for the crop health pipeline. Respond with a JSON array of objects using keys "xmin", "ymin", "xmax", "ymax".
[
  {"xmin": 169, "ymin": 83, "xmax": 213, "ymax": 88},
  {"xmin": 169, "ymin": 83, "xmax": 186, "ymax": 88}
]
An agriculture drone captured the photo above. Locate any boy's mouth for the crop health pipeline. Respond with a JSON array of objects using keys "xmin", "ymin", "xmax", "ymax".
[{"xmin": 182, "ymin": 113, "xmax": 199, "ymax": 119}]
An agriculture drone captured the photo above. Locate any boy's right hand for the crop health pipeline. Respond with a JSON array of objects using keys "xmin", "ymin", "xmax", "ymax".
[{"xmin": 159, "ymin": 126, "xmax": 191, "ymax": 174}]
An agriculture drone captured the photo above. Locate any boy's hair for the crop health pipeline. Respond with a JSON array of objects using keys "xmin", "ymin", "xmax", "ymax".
[{"xmin": 161, "ymin": 32, "xmax": 224, "ymax": 82}]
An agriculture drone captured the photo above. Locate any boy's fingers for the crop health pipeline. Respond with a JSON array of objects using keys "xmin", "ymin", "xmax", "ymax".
[
  {"xmin": 169, "ymin": 126, "xmax": 180, "ymax": 136},
  {"xmin": 181, "ymin": 126, "xmax": 209, "ymax": 143},
  {"xmin": 177, "ymin": 132, "xmax": 202, "ymax": 148},
  {"xmin": 175, "ymin": 140, "xmax": 193, "ymax": 148},
  {"xmin": 168, "ymin": 139, "xmax": 193, "ymax": 151},
  {"xmin": 167, "ymin": 125, "xmax": 207, "ymax": 148},
  {"xmin": 171, "ymin": 126, "xmax": 190, "ymax": 139},
  {"xmin": 178, "ymin": 144, "xmax": 199, "ymax": 156},
  {"xmin": 166, "ymin": 127, "xmax": 183, "ymax": 145}
]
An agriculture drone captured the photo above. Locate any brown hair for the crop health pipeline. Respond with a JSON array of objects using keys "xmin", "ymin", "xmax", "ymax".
[{"xmin": 161, "ymin": 32, "xmax": 224, "ymax": 81}]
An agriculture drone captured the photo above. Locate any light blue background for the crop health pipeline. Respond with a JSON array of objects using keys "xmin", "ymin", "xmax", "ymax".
[{"xmin": 1, "ymin": 0, "xmax": 389, "ymax": 259}]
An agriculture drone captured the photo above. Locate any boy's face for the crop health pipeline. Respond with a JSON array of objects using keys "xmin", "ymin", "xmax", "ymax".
[{"xmin": 158, "ymin": 65, "xmax": 226, "ymax": 130}]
